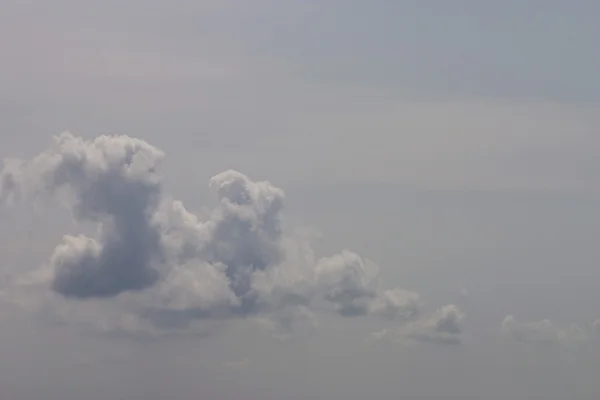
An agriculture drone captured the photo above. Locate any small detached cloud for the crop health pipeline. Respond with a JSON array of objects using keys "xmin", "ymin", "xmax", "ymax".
[
  {"xmin": 501, "ymin": 316, "xmax": 588, "ymax": 346},
  {"xmin": 369, "ymin": 329, "xmax": 390, "ymax": 342},
  {"xmin": 0, "ymin": 132, "xmax": 437, "ymax": 339},
  {"xmin": 223, "ymin": 358, "xmax": 251, "ymax": 370},
  {"xmin": 370, "ymin": 304, "xmax": 466, "ymax": 346},
  {"xmin": 401, "ymin": 304, "xmax": 465, "ymax": 345}
]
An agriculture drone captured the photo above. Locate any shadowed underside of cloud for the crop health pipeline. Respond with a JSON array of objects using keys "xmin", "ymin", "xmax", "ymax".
[{"xmin": 0, "ymin": 132, "xmax": 433, "ymax": 336}]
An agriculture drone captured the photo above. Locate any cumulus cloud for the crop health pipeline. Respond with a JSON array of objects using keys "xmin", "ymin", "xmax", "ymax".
[
  {"xmin": 2, "ymin": 133, "xmax": 165, "ymax": 298},
  {"xmin": 370, "ymin": 304, "xmax": 466, "ymax": 345},
  {"xmin": 0, "ymin": 132, "xmax": 424, "ymax": 336},
  {"xmin": 401, "ymin": 304, "xmax": 465, "ymax": 345},
  {"xmin": 314, "ymin": 251, "xmax": 419, "ymax": 318},
  {"xmin": 501, "ymin": 316, "xmax": 588, "ymax": 346}
]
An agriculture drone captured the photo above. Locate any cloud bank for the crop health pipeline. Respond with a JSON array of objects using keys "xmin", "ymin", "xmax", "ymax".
[{"xmin": 0, "ymin": 132, "xmax": 449, "ymax": 337}]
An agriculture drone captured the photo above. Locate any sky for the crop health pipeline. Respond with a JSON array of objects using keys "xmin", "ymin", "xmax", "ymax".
[{"xmin": 1, "ymin": 1, "xmax": 600, "ymax": 399}]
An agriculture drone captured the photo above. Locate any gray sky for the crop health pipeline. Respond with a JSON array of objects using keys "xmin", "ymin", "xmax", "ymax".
[{"xmin": 1, "ymin": 1, "xmax": 600, "ymax": 399}]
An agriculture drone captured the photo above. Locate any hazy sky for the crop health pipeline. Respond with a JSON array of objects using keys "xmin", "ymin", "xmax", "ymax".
[{"xmin": 1, "ymin": 1, "xmax": 600, "ymax": 399}]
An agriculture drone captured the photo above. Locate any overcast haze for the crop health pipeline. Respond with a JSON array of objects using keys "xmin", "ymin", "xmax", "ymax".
[{"xmin": 2, "ymin": 1, "xmax": 600, "ymax": 399}]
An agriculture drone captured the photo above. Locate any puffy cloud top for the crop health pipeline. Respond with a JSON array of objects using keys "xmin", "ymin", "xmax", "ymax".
[{"xmin": 1, "ymin": 133, "xmax": 428, "ymax": 335}]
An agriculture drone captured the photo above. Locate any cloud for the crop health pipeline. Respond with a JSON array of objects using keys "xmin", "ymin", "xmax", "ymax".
[
  {"xmin": 370, "ymin": 304, "xmax": 466, "ymax": 345},
  {"xmin": 0, "ymin": 132, "xmax": 424, "ymax": 336},
  {"xmin": 253, "ymin": 306, "xmax": 319, "ymax": 342},
  {"xmin": 401, "ymin": 304, "xmax": 465, "ymax": 345},
  {"xmin": 2, "ymin": 133, "xmax": 165, "ymax": 298},
  {"xmin": 314, "ymin": 251, "xmax": 419, "ymax": 318},
  {"xmin": 370, "ymin": 329, "xmax": 390, "ymax": 342},
  {"xmin": 223, "ymin": 358, "xmax": 251, "ymax": 370},
  {"xmin": 0, "ymin": 159, "xmax": 21, "ymax": 205},
  {"xmin": 501, "ymin": 316, "xmax": 588, "ymax": 346}
]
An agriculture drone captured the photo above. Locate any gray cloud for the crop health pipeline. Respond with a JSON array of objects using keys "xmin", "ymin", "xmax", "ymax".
[
  {"xmin": 2, "ymin": 133, "xmax": 165, "ymax": 298},
  {"xmin": 0, "ymin": 159, "xmax": 21, "ymax": 205},
  {"xmin": 223, "ymin": 358, "xmax": 251, "ymax": 370},
  {"xmin": 0, "ymin": 133, "xmax": 422, "ymax": 334},
  {"xmin": 501, "ymin": 316, "xmax": 588, "ymax": 346}
]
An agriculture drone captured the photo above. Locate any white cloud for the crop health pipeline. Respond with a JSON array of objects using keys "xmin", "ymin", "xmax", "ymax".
[
  {"xmin": 0, "ymin": 133, "xmax": 428, "ymax": 338},
  {"xmin": 401, "ymin": 304, "xmax": 466, "ymax": 345},
  {"xmin": 370, "ymin": 304, "xmax": 466, "ymax": 346}
]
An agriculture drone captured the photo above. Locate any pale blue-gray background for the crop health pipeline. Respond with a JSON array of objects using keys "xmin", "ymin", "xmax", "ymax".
[{"xmin": 1, "ymin": 1, "xmax": 600, "ymax": 399}]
